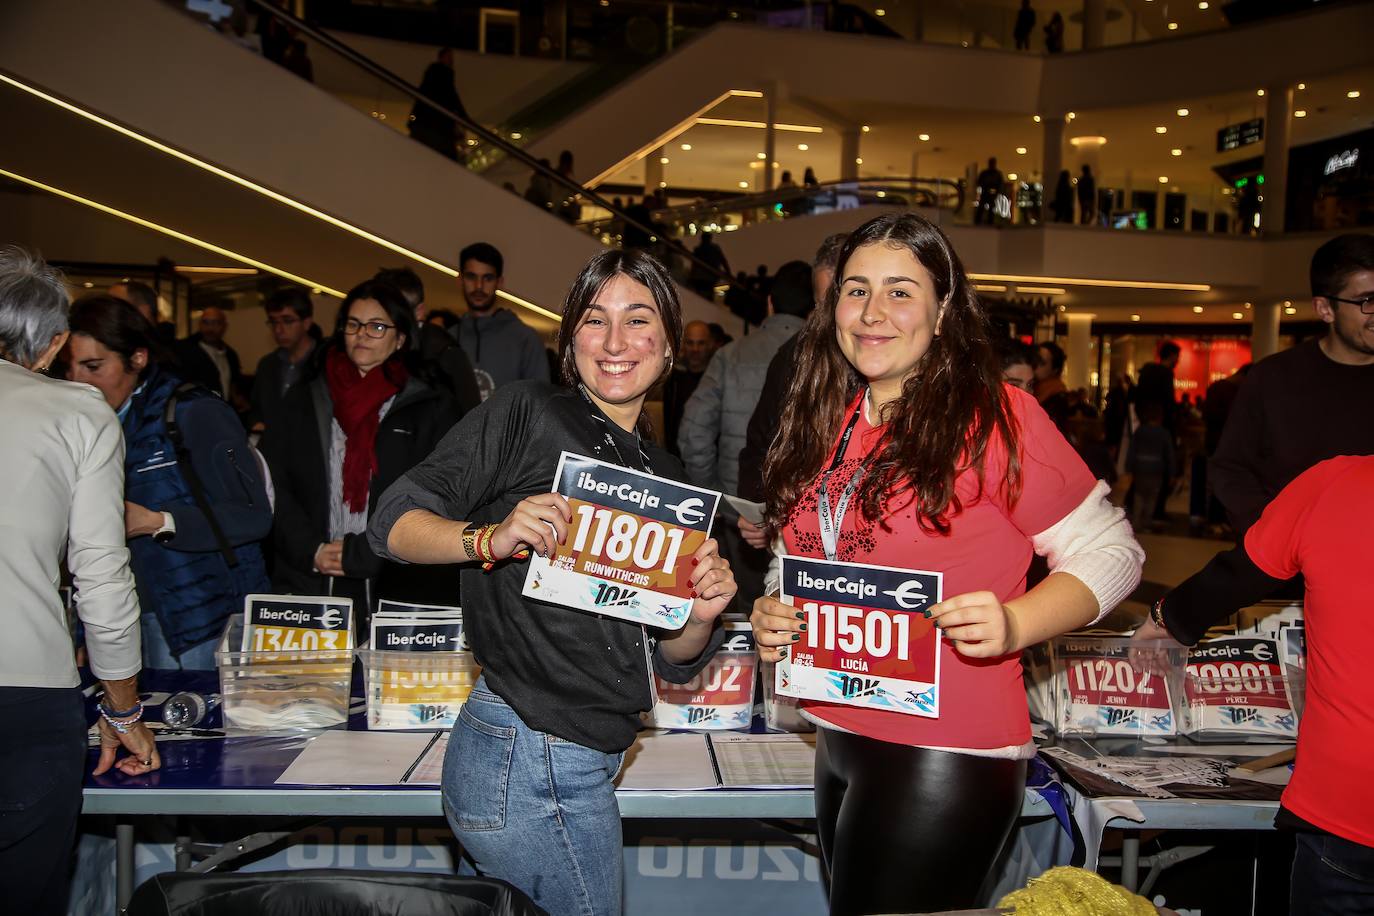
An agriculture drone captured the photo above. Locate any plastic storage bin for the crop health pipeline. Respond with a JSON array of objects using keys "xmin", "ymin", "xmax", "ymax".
[
  {"xmin": 1048, "ymin": 636, "xmax": 1189, "ymax": 739},
  {"xmin": 357, "ymin": 648, "xmax": 479, "ymax": 730},
  {"xmin": 216, "ymin": 616, "xmax": 353, "ymax": 730}
]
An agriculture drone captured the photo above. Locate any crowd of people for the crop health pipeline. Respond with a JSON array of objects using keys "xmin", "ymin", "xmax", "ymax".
[{"xmin": 1, "ymin": 224, "xmax": 1372, "ymax": 915}]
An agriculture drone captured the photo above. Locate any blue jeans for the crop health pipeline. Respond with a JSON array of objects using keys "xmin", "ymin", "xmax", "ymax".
[
  {"xmin": 443, "ymin": 676, "xmax": 625, "ymax": 916},
  {"xmin": 140, "ymin": 612, "xmax": 219, "ymax": 670},
  {"xmin": 1292, "ymin": 830, "xmax": 1374, "ymax": 915}
]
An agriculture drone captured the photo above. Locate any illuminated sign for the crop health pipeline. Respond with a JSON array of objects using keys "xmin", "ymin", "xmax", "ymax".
[
  {"xmin": 1217, "ymin": 118, "xmax": 1264, "ymax": 153},
  {"xmin": 1324, "ymin": 149, "xmax": 1360, "ymax": 175}
]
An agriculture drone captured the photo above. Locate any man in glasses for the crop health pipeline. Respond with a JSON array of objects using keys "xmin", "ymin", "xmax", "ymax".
[
  {"xmin": 1212, "ymin": 233, "xmax": 1374, "ymax": 535},
  {"xmin": 249, "ymin": 287, "xmax": 318, "ymax": 435}
]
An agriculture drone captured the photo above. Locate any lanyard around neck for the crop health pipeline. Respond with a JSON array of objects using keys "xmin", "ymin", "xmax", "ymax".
[
  {"xmin": 817, "ymin": 391, "xmax": 868, "ymax": 562},
  {"xmin": 577, "ymin": 384, "xmax": 650, "ymax": 473}
]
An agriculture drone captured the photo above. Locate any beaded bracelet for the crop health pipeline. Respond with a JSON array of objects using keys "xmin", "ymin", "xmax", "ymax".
[{"xmin": 99, "ymin": 702, "xmax": 144, "ymax": 734}]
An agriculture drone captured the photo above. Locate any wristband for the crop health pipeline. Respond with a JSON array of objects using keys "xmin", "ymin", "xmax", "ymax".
[
  {"xmin": 477, "ymin": 524, "xmax": 497, "ymax": 563},
  {"xmin": 461, "ymin": 526, "xmax": 481, "ymax": 562},
  {"xmin": 100, "ymin": 699, "xmax": 142, "ymax": 719},
  {"xmin": 99, "ymin": 701, "xmax": 144, "ymax": 734}
]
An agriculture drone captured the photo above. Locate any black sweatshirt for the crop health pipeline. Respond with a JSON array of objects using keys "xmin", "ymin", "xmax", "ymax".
[
  {"xmin": 1210, "ymin": 338, "xmax": 1374, "ymax": 533},
  {"xmin": 368, "ymin": 381, "xmax": 724, "ymax": 753}
]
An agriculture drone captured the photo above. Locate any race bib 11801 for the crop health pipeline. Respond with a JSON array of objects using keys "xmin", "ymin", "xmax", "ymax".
[
  {"xmin": 522, "ymin": 452, "xmax": 719, "ymax": 629},
  {"xmin": 776, "ymin": 556, "xmax": 942, "ymax": 717},
  {"xmin": 1184, "ymin": 637, "xmax": 1297, "ymax": 738},
  {"xmin": 242, "ymin": 594, "xmax": 353, "ymax": 654},
  {"xmin": 649, "ymin": 620, "xmax": 757, "ymax": 730}
]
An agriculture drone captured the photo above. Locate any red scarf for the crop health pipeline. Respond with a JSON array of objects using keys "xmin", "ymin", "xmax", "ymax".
[{"xmin": 326, "ymin": 347, "xmax": 408, "ymax": 513}]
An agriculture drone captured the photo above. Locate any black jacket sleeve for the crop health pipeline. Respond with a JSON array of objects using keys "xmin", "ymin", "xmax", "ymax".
[
  {"xmin": 260, "ymin": 392, "xmax": 323, "ymax": 575},
  {"xmin": 738, "ymin": 334, "xmax": 797, "ymax": 502},
  {"xmin": 1160, "ymin": 542, "xmax": 1289, "ymax": 645},
  {"xmin": 1209, "ymin": 369, "xmax": 1270, "ymax": 533},
  {"xmin": 163, "ymin": 396, "xmax": 273, "ymax": 552}
]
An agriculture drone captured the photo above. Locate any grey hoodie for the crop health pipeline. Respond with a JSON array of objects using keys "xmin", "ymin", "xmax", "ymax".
[{"xmin": 450, "ymin": 307, "xmax": 550, "ymax": 400}]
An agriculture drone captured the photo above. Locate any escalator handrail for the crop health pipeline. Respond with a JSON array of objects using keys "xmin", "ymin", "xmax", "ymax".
[{"xmin": 239, "ymin": 0, "xmax": 738, "ymax": 293}]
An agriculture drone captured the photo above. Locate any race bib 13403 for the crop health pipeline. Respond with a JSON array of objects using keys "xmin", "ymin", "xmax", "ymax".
[
  {"xmin": 776, "ymin": 556, "xmax": 942, "ymax": 717},
  {"xmin": 522, "ymin": 452, "xmax": 720, "ymax": 629},
  {"xmin": 242, "ymin": 594, "xmax": 353, "ymax": 654}
]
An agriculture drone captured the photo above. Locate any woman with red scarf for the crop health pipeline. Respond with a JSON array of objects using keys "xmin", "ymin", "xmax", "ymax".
[{"xmin": 263, "ymin": 280, "xmax": 461, "ymax": 627}]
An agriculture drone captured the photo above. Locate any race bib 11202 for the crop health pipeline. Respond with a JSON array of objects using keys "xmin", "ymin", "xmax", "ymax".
[
  {"xmin": 776, "ymin": 556, "xmax": 942, "ymax": 717},
  {"xmin": 522, "ymin": 452, "xmax": 719, "ymax": 629}
]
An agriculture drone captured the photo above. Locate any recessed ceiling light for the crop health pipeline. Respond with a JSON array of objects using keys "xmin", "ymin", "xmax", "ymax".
[
  {"xmin": 1192, "ymin": 306, "xmax": 1204, "ymax": 314},
  {"xmin": 659, "ymin": 157, "xmax": 669, "ymax": 164},
  {"xmin": 1245, "ymin": 302, "xmax": 1252, "ymax": 309},
  {"xmin": 862, "ymin": 125, "xmax": 871, "ymax": 132},
  {"xmin": 738, "ymin": 181, "xmax": 749, "ymax": 188},
  {"xmin": 1349, "ymin": 90, "xmax": 1362, "ymax": 99},
  {"xmin": 82, "ymin": 281, "xmax": 93, "ymax": 288},
  {"xmin": 680, "ymin": 143, "xmax": 692, "ymax": 151},
  {"xmin": 855, "ymin": 157, "xmax": 863, "ymax": 165},
  {"xmin": 1198, "ymin": 1, "xmax": 1208, "ymax": 8},
  {"xmin": 1066, "ymin": 111, "xmax": 1076, "ymax": 120},
  {"xmin": 1158, "ymin": 176, "xmax": 1169, "ymax": 183},
  {"xmin": 1285, "ymin": 306, "xmax": 1297, "ymax": 315},
  {"xmin": 875, "ymin": 7, "xmax": 886, "ymax": 15},
  {"xmin": 798, "ymin": 143, "xmax": 809, "ymax": 151},
  {"xmin": 1016, "ymin": 146, "xmax": 1027, "ymax": 154},
  {"xmin": 1295, "ymin": 109, "xmax": 1308, "ymax": 118},
  {"xmin": 1008, "ymin": 173, "xmax": 1019, "ymax": 180},
  {"xmin": 1033, "ymin": 115, "xmax": 1042, "ymax": 123},
  {"xmin": 1167, "ymin": 21, "xmax": 1178, "ymax": 29},
  {"xmin": 1297, "ymin": 82, "xmax": 1306, "ymax": 91},
  {"xmin": 1131, "ymin": 314, "xmax": 1141, "ymax": 322},
  {"xmin": 1282, "ymin": 300, "xmax": 1290, "ymax": 306},
  {"xmin": 1257, "ymin": 89, "xmax": 1266, "ymax": 97},
  {"xmin": 658, "ymin": 181, "xmax": 666, "ymax": 188},
  {"xmin": 1171, "ymin": 148, "xmax": 1183, "ymax": 156},
  {"xmin": 756, "ymin": 152, "xmax": 767, "ymax": 160},
  {"xmin": 1177, "ymin": 108, "xmax": 1190, "ymax": 117},
  {"xmin": 1155, "ymin": 126, "xmax": 1168, "ymax": 134},
  {"xmin": 918, "ymin": 133, "xmax": 931, "ymax": 141},
  {"xmin": 1232, "ymin": 312, "xmax": 1244, "ymax": 320}
]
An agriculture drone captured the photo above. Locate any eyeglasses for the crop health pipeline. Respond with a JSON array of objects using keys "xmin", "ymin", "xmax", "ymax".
[
  {"xmin": 343, "ymin": 318, "xmax": 396, "ymax": 339},
  {"xmin": 1327, "ymin": 294, "xmax": 1374, "ymax": 315},
  {"xmin": 265, "ymin": 316, "xmax": 300, "ymax": 329}
]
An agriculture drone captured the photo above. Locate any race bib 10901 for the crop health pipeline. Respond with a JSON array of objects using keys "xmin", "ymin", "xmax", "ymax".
[
  {"xmin": 776, "ymin": 556, "xmax": 942, "ymax": 717},
  {"xmin": 1184, "ymin": 636, "xmax": 1297, "ymax": 738},
  {"xmin": 242, "ymin": 594, "xmax": 353, "ymax": 654},
  {"xmin": 649, "ymin": 621, "xmax": 757, "ymax": 730},
  {"xmin": 523, "ymin": 452, "xmax": 720, "ymax": 629}
]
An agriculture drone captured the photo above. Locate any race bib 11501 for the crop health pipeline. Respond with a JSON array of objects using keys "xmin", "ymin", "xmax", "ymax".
[
  {"xmin": 649, "ymin": 621, "xmax": 757, "ymax": 730},
  {"xmin": 523, "ymin": 452, "xmax": 720, "ymax": 629},
  {"xmin": 776, "ymin": 556, "xmax": 942, "ymax": 717}
]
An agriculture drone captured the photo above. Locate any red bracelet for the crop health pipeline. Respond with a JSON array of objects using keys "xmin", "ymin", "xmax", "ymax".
[{"xmin": 477, "ymin": 525, "xmax": 496, "ymax": 563}]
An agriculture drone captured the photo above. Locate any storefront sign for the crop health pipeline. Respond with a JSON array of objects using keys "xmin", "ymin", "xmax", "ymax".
[
  {"xmin": 776, "ymin": 556, "xmax": 942, "ymax": 717},
  {"xmin": 1324, "ymin": 148, "xmax": 1360, "ymax": 175},
  {"xmin": 1217, "ymin": 118, "xmax": 1264, "ymax": 153},
  {"xmin": 523, "ymin": 452, "xmax": 719, "ymax": 629}
]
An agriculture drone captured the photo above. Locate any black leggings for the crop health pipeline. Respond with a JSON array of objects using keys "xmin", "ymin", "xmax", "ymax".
[{"xmin": 814, "ymin": 728, "xmax": 1027, "ymax": 916}]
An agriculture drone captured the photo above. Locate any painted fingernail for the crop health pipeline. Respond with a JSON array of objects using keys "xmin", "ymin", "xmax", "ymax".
[
  {"xmin": 799, "ymin": 623, "xmax": 808, "ymax": 632},
  {"xmin": 922, "ymin": 610, "xmax": 932, "ymax": 619},
  {"xmin": 794, "ymin": 612, "xmax": 805, "ymax": 620},
  {"xmin": 777, "ymin": 646, "xmax": 788, "ymax": 656},
  {"xmin": 791, "ymin": 633, "xmax": 801, "ymax": 641},
  {"xmin": 691, "ymin": 558, "xmax": 699, "ymax": 566}
]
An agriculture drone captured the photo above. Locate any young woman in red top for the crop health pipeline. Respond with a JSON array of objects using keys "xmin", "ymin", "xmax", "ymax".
[{"xmin": 751, "ymin": 213, "xmax": 1143, "ymax": 913}]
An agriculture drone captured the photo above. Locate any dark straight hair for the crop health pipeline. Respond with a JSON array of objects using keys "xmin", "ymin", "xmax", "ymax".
[
  {"xmin": 69, "ymin": 294, "xmax": 170, "ymax": 375},
  {"xmin": 556, "ymin": 249, "xmax": 683, "ymax": 432},
  {"xmin": 763, "ymin": 212, "xmax": 1021, "ymax": 536},
  {"xmin": 331, "ymin": 280, "xmax": 418, "ymax": 385}
]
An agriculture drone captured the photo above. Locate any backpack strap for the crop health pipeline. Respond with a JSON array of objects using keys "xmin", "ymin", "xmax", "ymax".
[{"xmin": 164, "ymin": 382, "xmax": 239, "ymax": 568}]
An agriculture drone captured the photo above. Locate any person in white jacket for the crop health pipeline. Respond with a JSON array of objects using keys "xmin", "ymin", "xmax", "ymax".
[{"xmin": 0, "ymin": 247, "xmax": 158, "ymax": 916}]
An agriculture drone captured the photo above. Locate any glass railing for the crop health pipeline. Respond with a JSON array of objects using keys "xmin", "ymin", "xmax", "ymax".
[{"xmin": 580, "ymin": 177, "xmax": 965, "ymax": 247}]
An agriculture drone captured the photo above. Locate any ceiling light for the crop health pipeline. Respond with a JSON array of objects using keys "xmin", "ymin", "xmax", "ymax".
[
  {"xmin": 918, "ymin": 133, "xmax": 931, "ymax": 141},
  {"xmin": 1155, "ymin": 126, "xmax": 1168, "ymax": 134},
  {"xmin": 659, "ymin": 157, "xmax": 669, "ymax": 164},
  {"xmin": 1158, "ymin": 176, "xmax": 1169, "ymax": 183},
  {"xmin": 1017, "ymin": 286, "xmax": 1067, "ymax": 295},
  {"xmin": 1008, "ymin": 173, "xmax": 1019, "ymax": 180},
  {"xmin": 82, "ymin": 281, "xmax": 93, "ymax": 288},
  {"xmin": 659, "ymin": 181, "xmax": 667, "ymax": 188},
  {"xmin": 738, "ymin": 181, "xmax": 749, "ymax": 188},
  {"xmin": 1069, "ymin": 136, "xmax": 1107, "ymax": 147},
  {"xmin": 974, "ymin": 284, "xmax": 1008, "ymax": 293},
  {"xmin": 1297, "ymin": 82, "xmax": 1306, "ymax": 91},
  {"xmin": 1232, "ymin": 312, "xmax": 1244, "ymax": 320},
  {"xmin": 1016, "ymin": 146, "xmax": 1027, "ymax": 154},
  {"xmin": 729, "ymin": 89, "xmax": 764, "ymax": 98},
  {"xmin": 1167, "ymin": 22, "xmax": 1178, "ymax": 30},
  {"xmin": 1171, "ymin": 148, "xmax": 1183, "ymax": 156},
  {"xmin": 875, "ymin": 7, "xmax": 885, "ymax": 15},
  {"xmin": 510, "ymin": 131, "xmax": 522, "ymax": 140},
  {"xmin": 968, "ymin": 272, "xmax": 1210, "ymax": 292},
  {"xmin": 1295, "ymin": 110, "xmax": 1307, "ymax": 118},
  {"xmin": 1057, "ymin": 304, "xmax": 1067, "ymax": 312},
  {"xmin": 1285, "ymin": 306, "xmax": 1298, "ymax": 315},
  {"xmin": 757, "ymin": 152, "xmax": 767, "ymax": 159},
  {"xmin": 1198, "ymin": 1, "xmax": 1208, "ymax": 8},
  {"xmin": 1282, "ymin": 300, "xmax": 1290, "ymax": 306},
  {"xmin": 0, "ymin": 166, "xmax": 345, "ymax": 297},
  {"xmin": 680, "ymin": 143, "xmax": 692, "ymax": 151},
  {"xmin": 862, "ymin": 125, "xmax": 871, "ymax": 132},
  {"xmin": 1131, "ymin": 314, "xmax": 1141, "ymax": 322},
  {"xmin": 1066, "ymin": 111, "xmax": 1076, "ymax": 120},
  {"xmin": 797, "ymin": 143, "xmax": 809, "ymax": 151},
  {"xmin": 1257, "ymin": 89, "xmax": 1266, "ymax": 97},
  {"xmin": 697, "ymin": 117, "xmax": 823, "ymax": 133},
  {"xmin": 855, "ymin": 157, "xmax": 863, "ymax": 165},
  {"xmin": 1349, "ymin": 90, "xmax": 1362, "ymax": 99},
  {"xmin": 174, "ymin": 266, "xmax": 257, "ymax": 275},
  {"xmin": 1177, "ymin": 108, "xmax": 1189, "ymax": 117},
  {"xmin": 1245, "ymin": 302, "xmax": 1252, "ymax": 309},
  {"xmin": 876, "ymin": 190, "xmax": 886, "ymax": 197},
  {"xmin": 1192, "ymin": 306, "xmax": 1204, "ymax": 314},
  {"xmin": 1033, "ymin": 115, "xmax": 1042, "ymax": 123}
]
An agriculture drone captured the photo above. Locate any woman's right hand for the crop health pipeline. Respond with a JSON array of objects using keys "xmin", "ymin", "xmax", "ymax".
[
  {"xmin": 751, "ymin": 594, "xmax": 803, "ymax": 663},
  {"xmin": 490, "ymin": 493, "xmax": 572, "ymax": 560}
]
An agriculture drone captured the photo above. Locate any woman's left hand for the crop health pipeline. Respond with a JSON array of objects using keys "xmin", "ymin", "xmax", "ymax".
[
  {"xmin": 687, "ymin": 538, "xmax": 736, "ymax": 626},
  {"xmin": 927, "ymin": 590, "xmax": 1020, "ymax": 659}
]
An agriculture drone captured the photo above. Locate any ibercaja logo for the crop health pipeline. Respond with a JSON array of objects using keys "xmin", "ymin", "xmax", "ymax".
[
  {"xmin": 523, "ymin": 453, "xmax": 721, "ymax": 630},
  {"xmin": 651, "ymin": 621, "xmax": 756, "ymax": 730},
  {"xmin": 777, "ymin": 556, "xmax": 942, "ymax": 717}
]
